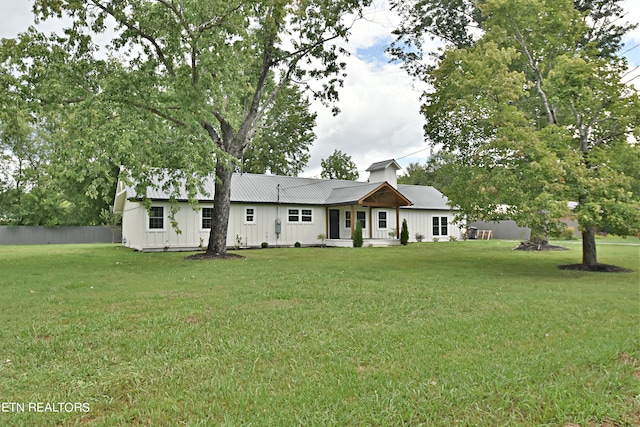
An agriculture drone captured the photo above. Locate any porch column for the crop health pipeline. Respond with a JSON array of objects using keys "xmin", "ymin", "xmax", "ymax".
[
  {"xmin": 325, "ymin": 206, "xmax": 329, "ymax": 238},
  {"xmin": 350, "ymin": 205, "xmax": 355, "ymax": 238},
  {"xmin": 369, "ymin": 206, "xmax": 373, "ymax": 239},
  {"xmin": 396, "ymin": 207, "xmax": 400, "ymax": 240}
]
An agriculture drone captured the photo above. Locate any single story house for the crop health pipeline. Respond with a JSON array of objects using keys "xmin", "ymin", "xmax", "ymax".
[{"xmin": 113, "ymin": 159, "xmax": 465, "ymax": 251}]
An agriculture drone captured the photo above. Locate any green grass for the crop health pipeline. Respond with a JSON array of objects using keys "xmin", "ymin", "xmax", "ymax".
[{"xmin": 0, "ymin": 241, "xmax": 638, "ymax": 426}]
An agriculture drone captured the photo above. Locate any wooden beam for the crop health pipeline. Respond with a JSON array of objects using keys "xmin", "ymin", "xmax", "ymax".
[
  {"xmin": 350, "ymin": 205, "xmax": 355, "ymax": 239},
  {"xmin": 325, "ymin": 206, "xmax": 329, "ymax": 238},
  {"xmin": 396, "ymin": 207, "xmax": 400, "ymax": 240},
  {"xmin": 369, "ymin": 206, "xmax": 373, "ymax": 239}
]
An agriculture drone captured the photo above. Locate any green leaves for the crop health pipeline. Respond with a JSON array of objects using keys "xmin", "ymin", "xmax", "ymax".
[
  {"xmin": 321, "ymin": 149, "xmax": 359, "ymax": 180},
  {"xmin": 394, "ymin": 0, "xmax": 640, "ymax": 263}
]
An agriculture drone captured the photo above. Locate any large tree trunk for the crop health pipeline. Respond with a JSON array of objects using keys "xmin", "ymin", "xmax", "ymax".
[
  {"xmin": 582, "ymin": 226, "xmax": 597, "ymax": 267},
  {"xmin": 206, "ymin": 160, "xmax": 233, "ymax": 256}
]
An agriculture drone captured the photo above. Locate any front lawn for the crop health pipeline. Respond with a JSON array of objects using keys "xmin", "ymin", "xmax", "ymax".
[{"xmin": 0, "ymin": 241, "xmax": 638, "ymax": 426}]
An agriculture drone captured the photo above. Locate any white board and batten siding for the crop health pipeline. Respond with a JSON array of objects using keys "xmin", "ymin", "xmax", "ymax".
[{"xmin": 121, "ymin": 202, "xmax": 329, "ymax": 251}]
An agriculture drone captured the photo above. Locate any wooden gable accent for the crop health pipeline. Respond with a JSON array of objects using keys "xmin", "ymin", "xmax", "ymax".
[{"xmin": 358, "ymin": 182, "xmax": 412, "ymax": 208}]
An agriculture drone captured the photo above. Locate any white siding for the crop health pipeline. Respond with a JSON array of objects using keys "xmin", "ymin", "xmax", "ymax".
[
  {"xmin": 400, "ymin": 209, "xmax": 465, "ymax": 242},
  {"xmin": 120, "ymin": 198, "xmax": 465, "ymax": 250}
]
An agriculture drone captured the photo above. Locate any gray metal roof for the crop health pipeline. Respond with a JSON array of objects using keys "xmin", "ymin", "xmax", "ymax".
[
  {"xmin": 397, "ymin": 184, "xmax": 452, "ymax": 210},
  {"xmin": 366, "ymin": 159, "xmax": 401, "ymax": 172},
  {"xmin": 117, "ymin": 171, "xmax": 453, "ymax": 210}
]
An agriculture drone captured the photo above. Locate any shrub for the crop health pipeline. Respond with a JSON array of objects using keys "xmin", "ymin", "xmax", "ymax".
[
  {"xmin": 294, "ymin": 241, "xmax": 301, "ymax": 248},
  {"xmin": 353, "ymin": 220, "xmax": 363, "ymax": 247},
  {"xmin": 317, "ymin": 233, "xmax": 326, "ymax": 247},
  {"xmin": 261, "ymin": 242, "xmax": 269, "ymax": 248},
  {"xmin": 449, "ymin": 235, "xmax": 457, "ymax": 242},
  {"xmin": 400, "ymin": 219, "xmax": 409, "ymax": 245},
  {"xmin": 415, "ymin": 233, "xmax": 424, "ymax": 242}
]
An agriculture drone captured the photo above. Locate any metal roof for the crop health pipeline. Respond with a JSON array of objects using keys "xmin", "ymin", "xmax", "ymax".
[
  {"xmin": 366, "ymin": 159, "xmax": 401, "ymax": 172},
  {"xmin": 397, "ymin": 184, "xmax": 451, "ymax": 210},
  {"xmin": 116, "ymin": 171, "xmax": 453, "ymax": 210}
]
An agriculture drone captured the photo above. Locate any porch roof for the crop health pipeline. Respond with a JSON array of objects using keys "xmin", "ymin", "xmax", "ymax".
[{"xmin": 325, "ymin": 181, "xmax": 412, "ymax": 207}]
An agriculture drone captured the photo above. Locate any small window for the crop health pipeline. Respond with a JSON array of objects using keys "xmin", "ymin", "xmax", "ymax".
[
  {"xmin": 202, "ymin": 207, "xmax": 213, "ymax": 229},
  {"xmin": 378, "ymin": 211, "xmax": 387, "ymax": 229},
  {"xmin": 288, "ymin": 209, "xmax": 299, "ymax": 222},
  {"xmin": 345, "ymin": 211, "xmax": 351, "ymax": 228},
  {"xmin": 149, "ymin": 206, "xmax": 164, "ymax": 230},
  {"xmin": 432, "ymin": 216, "xmax": 440, "ymax": 236},
  {"xmin": 357, "ymin": 211, "xmax": 366, "ymax": 229},
  {"xmin": 301, "ymin": 209, "xmax": 313, "ymax": 222},
  {"xmin": 440, "ymin": 216, "xmax": 448, "ymax": 236},
  {"xmin": 245, "ymin": 207, "xmax": 255, "ymax": 224}
]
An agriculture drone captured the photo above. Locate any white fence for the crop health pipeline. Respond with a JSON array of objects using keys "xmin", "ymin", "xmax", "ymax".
[{"xmin": 0, "ymin": 226, "xmax": 122, "ymax": 245}]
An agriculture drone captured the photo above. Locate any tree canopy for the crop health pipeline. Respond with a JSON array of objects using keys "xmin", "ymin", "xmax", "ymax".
[
  {"xmin": 320, "ymin": 149, "xmax": 359, "ymax": 180},
  {"xmin": 392, "ymin": 0, "xmax": 640, "ymax": 268},
  {"xmin": 1, "ymin": 0, "xmax": 371, "ymax": 253}
]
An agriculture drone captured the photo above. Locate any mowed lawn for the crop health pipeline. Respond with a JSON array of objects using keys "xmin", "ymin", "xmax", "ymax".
[{"xmin": 0, "ymin": 241, "xmax": 638, "ymax": 426}]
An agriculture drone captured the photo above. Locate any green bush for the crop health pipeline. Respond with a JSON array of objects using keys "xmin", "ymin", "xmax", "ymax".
[
  {"xmin": 261, "ymin": 242, "xmax": 269, "ymax": 248},
  {"xmin": 400, "ymin": 219, "xmax": 409, "ymax": 245},
  {"xmin": 294, "ymin": 241, "xmax": 301, "ymax": 248},
  {"xmin": 353, "ymin": 220, "xmax": 363, "ymax": 247}
]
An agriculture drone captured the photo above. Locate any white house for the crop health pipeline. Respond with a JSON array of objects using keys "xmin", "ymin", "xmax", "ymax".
[{"xmin": 112, "ymin": 159, "xmax": 465, "ymax": 251}]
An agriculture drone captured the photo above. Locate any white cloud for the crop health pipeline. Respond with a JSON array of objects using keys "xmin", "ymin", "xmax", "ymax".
[{"xmin": 2, "ymin": 0, "xmax": 638, "ymax": 179}]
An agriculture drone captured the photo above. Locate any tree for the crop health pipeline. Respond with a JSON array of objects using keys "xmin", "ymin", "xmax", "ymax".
[
  {"xmin": 400, "ymin": 219, "xmax": 409, "ymax": 245},
  {"xmin": 8, "ymin": 0, "xmax": 371, "ymax": 255},
  {"xmin": 353, "ymin": 219, "xmax": 363, "ymax": 247},
  {"xmin": 397, "ymin": 151, "xmax": 456, "ymax": 190},
  {"xmin": 241, "ymin": 84, "xmax": 316, "ymax": 176},
  {"xmin": 392, "ymin": 0, "xmax": 640, "ymax": 269},
  {"xmin": 320, "ymin": 149, "xmax": 359, "ymax": 180}
]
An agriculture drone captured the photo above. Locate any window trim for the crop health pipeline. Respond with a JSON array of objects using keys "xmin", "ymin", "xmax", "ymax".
[
  {"xmin": 377, "ymin": 211, "xmax": 388, "ymax": 230},
  {"xmin": 201, "ymin": 207, "xmax": 213, "ymax": 230},
  {"xmin": 440, "ymin": 216, "xmax": 448, "ymax": 236},
  {"xmin": 345, "ymin": 211, "xmax": 351, "ymax": 228},
  {"xmin": 148, "ymin": 206, "xmax": 165, "ymax": 231},
  {"xmin": 432, "ymin": 216, "xmax": 440, "ymax": 236},
  {"xmin": 287, "ymin": 207, "xmax": 313, "ymax": 224},
  {"xmin": 244, "ymin": 207, "xmax": 256, "ymax": 225}
]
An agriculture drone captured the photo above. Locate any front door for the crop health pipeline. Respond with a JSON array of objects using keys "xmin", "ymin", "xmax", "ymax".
[{"xmin": 329, "ymin": 209, "xmax": 340, "ymax": 239}]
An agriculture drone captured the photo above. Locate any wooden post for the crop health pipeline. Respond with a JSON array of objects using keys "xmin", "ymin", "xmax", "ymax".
[
  {"xmin": 350, "ymin": 205, "xmax": 355, "ymax": 239},
  {"xmin": 369, "ymin": 206, "xmax": 373, "ymax": 239},
  {"xmin": 396, "ymin": 207, "xmax": 400, "ymax": 239},
  {"xmin": 325, "ymin": 206, "xmax": 329, "ymax": 239}
]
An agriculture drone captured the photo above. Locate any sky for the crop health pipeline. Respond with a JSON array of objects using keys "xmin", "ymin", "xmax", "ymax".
[{"xmin": 1, "ymin": 0, "xmax": 639, "ymax": 180}]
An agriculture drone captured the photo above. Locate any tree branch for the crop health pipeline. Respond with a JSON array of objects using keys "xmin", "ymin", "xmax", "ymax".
[
  {"xmin": 513, "ymin": 23, "xmax": 557, "ymax": 125},
  {"xmin": 88, "ymin": 0, "xmax": 176, "ymax": 77}
]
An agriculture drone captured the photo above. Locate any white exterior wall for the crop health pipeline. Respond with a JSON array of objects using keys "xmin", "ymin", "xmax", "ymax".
[
  {"xmin": 368, "ymin": 169, "xmax": 398, "ymax": 188},
  {"xmin": 120, "ymin": 199, "xmax": 465, "ymax": 251},
  {"xmin": 227, "ymin": 204, "xmax": 327, "ymax": 247},
  {"xmin": 399, "ymin": 209, "xmax": 465, "ymax": 242},
  {"xmin": 121, "ymin": 200, "xmax": 329, "ymax": 250}
]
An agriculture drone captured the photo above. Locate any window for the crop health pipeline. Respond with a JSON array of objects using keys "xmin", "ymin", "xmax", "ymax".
[
  {"xmin": 345, "ymin": 211, "xmax": 351, "ymax": 228},
  {"xmin": 433, "ymin": 216, "xmax": 448, "ymax": 236},
  {"xmin": 357, "ymin": 211, "xmax": 366, "ymax": 229},
  {"xmin": 288, "ymin": 208, "xmax": 313, "ymax": 223},
  {"xmin": 202, "ymin": 208, "xmax": 213, "ymax": 229},
  {"xmin": 245, "ymin": 207, "xmax": 255, "ymax": 224},
  {"xmin": 149, "ymin": 206, "xmax": 164, "ymax": 230},
  {"xmin": 440, "ymin": 216, "xmax": 448, "ymax": 236},
  {"xmin": 378, "ymin": 211, "xmax": 387, "ymax": 229}
]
